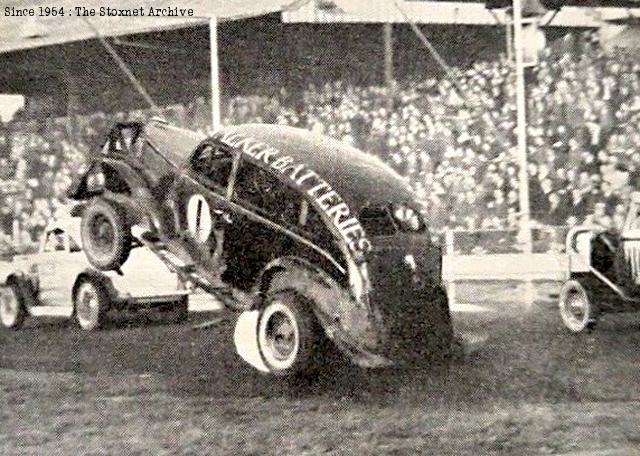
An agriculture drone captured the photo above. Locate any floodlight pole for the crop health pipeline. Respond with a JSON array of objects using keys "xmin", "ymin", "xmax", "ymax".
[
  {"xmin": 210, "ymin": 17, "xmax": 221, "ymax": 131},
  {"xmin": 512, "ymin": 0, "xmax": 532, "ymax": 254}
]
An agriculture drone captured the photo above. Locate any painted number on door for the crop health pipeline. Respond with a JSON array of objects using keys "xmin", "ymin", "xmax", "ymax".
[{"xmin": 187, "ymin": 194, "xmax": 212, "ymax": 243}]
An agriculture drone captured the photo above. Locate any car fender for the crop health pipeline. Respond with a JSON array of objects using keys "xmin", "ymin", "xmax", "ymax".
[
  {"xmin": 250, "ymin": 256, "xmax": 392, "ymax": 368},
  {"xmin": 72, "ymin": 270, "xmax": 119, "ymax": 305},
  {"xmin": 5, "ymin": 271, "xmax": 38, "ymax": 308},
  {"xmin": 99, "ymin": 163, "xmax": 175, "ymax": 233}
]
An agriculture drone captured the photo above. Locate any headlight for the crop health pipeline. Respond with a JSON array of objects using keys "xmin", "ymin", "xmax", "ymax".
[
  {"xmin": 392, "ymin": 204, "xmax": 423, "ymax": 231},
  {"xmin": 86, "ymin": 168, "xmax": 105, "ymax": 191},
  {"xmin": 348, "ymin": 260, "xmax": 370, "ymax": 304}
]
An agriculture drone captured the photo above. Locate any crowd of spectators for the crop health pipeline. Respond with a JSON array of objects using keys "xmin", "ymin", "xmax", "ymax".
[{"xmin": 1, "ymin": 31, "xmax": 640, "ymax": 251}]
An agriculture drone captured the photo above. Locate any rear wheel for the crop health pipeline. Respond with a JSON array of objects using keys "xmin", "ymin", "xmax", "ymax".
[
  {"xmin": 74, "ymin": 279, "xmax": 111, "ymax": 331},
  {"xmin": 81, "ymin": 198, "xmax": 132, "ymax": 270},
  {"xmin": 257, "ymin": 290, "xmax": 321, "ymax": 376},
  {"xmin": 0, "ymin": 283, "xmax": 27, "ymax": 330},
  {"xmin": 559, "ymin": 279, "xmax": 597, "ymax": 333}
]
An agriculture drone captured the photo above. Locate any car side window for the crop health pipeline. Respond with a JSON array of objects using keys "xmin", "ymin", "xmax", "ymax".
[
  {"xmin": 43, "ymin": 229, "xmax": 66, "ymax": 253},
  {"xmin": 190, "ymin": 143, "xmax": 235, "ymax": 190},
  {"xmin": 233, "ymin": 162, "xmax": 301, "ymax": 227}
]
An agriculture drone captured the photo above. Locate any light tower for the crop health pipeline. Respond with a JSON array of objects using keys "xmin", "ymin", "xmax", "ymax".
[{"xmin": 487, "ymin": 0, "xmax": 563, "ymax": 253}]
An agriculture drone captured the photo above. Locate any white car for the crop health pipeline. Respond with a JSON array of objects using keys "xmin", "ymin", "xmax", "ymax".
[{"xmin": 0, "ymin": 217, "xmax": 189, "ymax": 331}]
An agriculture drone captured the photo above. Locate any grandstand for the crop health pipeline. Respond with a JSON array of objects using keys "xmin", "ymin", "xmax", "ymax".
[{"xmin": 1, "ymin": 0, "xmax": 640, "ymax": 260}]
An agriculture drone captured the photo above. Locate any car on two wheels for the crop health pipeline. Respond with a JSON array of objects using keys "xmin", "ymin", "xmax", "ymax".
[
  {"xmin": 0, "ymin": 217, "xmax": 189, "ymax": 331},
  {"xmin": 68, "ymin": 119, "xmax": 455, "ymax": 376}
]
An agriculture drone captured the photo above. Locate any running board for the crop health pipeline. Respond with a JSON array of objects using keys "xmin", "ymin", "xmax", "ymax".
[
  {"xmin": 28, "ymin": 306, "xmax": 73, "ymax": 317},
  {"xmin": 590, "ymin": 267, "xmax": 640, "ymax": 303},
  {"xmin": 134, "ymin": 231, "xmax": 251, "ymax": 311}
]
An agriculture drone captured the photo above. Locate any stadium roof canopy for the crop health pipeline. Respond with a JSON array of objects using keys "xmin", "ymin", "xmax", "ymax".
[
  {"xmin": 0, "ymin": 0, "xmax": 307, "ymax": 53},
  {"xmin": 283, "ymin": 0, "xmax": 640, "ymax": 27}
]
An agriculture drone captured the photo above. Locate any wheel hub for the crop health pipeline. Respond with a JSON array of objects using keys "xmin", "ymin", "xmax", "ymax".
[
  {"xmin": 267, "ymin": 312, "xmax": 297, "ymax": 360},
  {"xmin": 76, "ymin": 284, "xmax": 99, "ymax": 327},
  {"xmin": 565, "ymin": 292, "xmax": 586, "ymax": 322},
  {"xmin": 90, "ymin": 215, "xmax": 115, "ymax": 254}
]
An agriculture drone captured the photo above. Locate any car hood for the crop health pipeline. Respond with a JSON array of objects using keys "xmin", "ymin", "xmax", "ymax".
[{"xmin": 145, "ymin": 120, "xmax": 204, "ymax": 168}]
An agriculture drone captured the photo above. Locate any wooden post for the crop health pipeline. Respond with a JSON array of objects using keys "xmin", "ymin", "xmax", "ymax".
[
  {"xmin": 445, "ymin": 230, "xmax": 456, "ymax": 305},
  {"xmin": 210, "ymin": 17, "xmax": 221, "ymax": 130},
  {"xmin": 383, "ymin": 23, "xmax": 394, "ymax": 87},
  {"xmin": 506, "ymin": 16, "xmax": 513, "ymax": 62},
  {"xmin": 513, "ymin": 0, "xmax": 532, "ymax": 256},
  {"xmin": 383, "ymin": 23, "xmax": 394, "ymax": 111}
]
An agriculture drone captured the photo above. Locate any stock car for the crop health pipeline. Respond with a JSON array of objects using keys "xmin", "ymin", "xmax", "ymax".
[
  {"xmin": 67, "ymin": 118, "xmax": 453, "ymax": 375},
  {"xmin": 0, "ymin": 217, "xmax": 188, "ymax": 331},
  {"xmin": 561, "ymin": 191, "xmax": 640, "ymax": 332}
]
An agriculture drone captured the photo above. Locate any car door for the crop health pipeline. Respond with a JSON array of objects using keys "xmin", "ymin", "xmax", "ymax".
[
  {"xmin": 170, "ymin": 141, "xmax": 239, "ymax": 269},
  {"xmin": 223, "ymin": 159, "xmax": 305, "ymax": 285},
  {"xmin": 35, "ymin": 228, "xmax": 85, "ymax": 306}
]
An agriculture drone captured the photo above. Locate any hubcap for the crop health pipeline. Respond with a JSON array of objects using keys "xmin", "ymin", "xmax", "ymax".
[
  {"xmin": 0, "ymin": 287, "xmax": 19, "ymax": 327},
  {"xmin": 561, "ymin": 285, "xmax": 589, "ymax": 331},
  {"xmin": 267, "ymin": 313, "xmax": 297, "ymax": 360},
  {"xmin": 76, "ymin": 282, "xmax": 100, "ymax": 329},
  {"xmin": 259, "ymin": 302, "xmax": 300, "ymax": 370}
]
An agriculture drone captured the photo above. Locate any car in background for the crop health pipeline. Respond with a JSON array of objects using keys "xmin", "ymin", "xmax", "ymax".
[
  {"xmin": 561, "ymin": 191, "xmax": 640, "ymax": 332},
  {"xmin": 0, "ymin": 216, "xmax": 189, "ymax": 331},
  {"xmin": 68, "ymin": 119, "xmax": 453, "ymax": 375}
]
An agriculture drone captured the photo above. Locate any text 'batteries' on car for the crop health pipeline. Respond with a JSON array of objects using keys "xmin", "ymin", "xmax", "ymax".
[
  {"xmin": 0, "ymin": 216, "xmax": 189, "ymax": 331},
  {"xmin": 561, "ymin": 191, "xmax": 640, "ymax": 332},
  {"xmin": 67, "ymin": 119, "xmax": 454, "ymax": 375}
]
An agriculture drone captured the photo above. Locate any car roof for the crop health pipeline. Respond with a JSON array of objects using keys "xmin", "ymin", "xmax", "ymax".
[{"xmin": 211, "ymin": 124, "xmax": 415, "ymax": 211}]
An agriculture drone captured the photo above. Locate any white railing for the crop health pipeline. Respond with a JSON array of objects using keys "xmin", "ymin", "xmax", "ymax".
[{"xmin": 442, "ymin": 227, "xmax": 570, "ymax": 306}]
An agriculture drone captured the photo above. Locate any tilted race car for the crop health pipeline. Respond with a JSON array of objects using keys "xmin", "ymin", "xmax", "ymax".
[
  {"xmin": 0, "ymin": 217, "xmax": 188, "ymax": 331},
  {"xmin": 561, "ymin": 191, "xmax": 640, "ymax": 332},
  {"xmin": 67, "ymin": 118, "xmax": 453, "ymax": 375}
]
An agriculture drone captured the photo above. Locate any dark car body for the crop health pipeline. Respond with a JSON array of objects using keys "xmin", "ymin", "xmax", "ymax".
[{"xmin": 69, "ymin": 119, "xmax": 451, "ymax": 371}]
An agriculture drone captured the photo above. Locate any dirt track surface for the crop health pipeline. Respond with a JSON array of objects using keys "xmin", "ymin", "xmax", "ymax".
[{"xmin": 2, "ymin": 281, "xmax": 640, "ymax": 455}]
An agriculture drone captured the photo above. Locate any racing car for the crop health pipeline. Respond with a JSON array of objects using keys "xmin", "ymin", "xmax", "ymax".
[
  {"xmin": 68, "ymin": 118, "xmax": 453, "ymax": 375},
  {"xmin": 560, "ymin": 191, "xmax": 640, "ymax": 332},
  {"xmin": 0, "ymin": 216, "xmax": 188, "ymax": 331}
]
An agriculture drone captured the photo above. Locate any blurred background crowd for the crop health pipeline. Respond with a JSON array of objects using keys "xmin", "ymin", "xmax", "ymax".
[{"xmin": 1, "ymin": 31, "xmax": 639, "ymax": 252}]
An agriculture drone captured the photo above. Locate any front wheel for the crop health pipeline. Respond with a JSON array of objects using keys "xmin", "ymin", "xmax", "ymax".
[
  {"xmin": 257, "ymin": 291, "xmax": 321, "ymax": 376},
  {"xmin": 0, "ymin": 283, "xmax": 27, "ymax": 330},
  {"xmin": 74, "ymin": 279, "xmax": 111, "ymax": 331},
  {"xmin": 559, "ymin": 279, "xmax": 597, "ymax": 333},
  {"xmin": 81, "ymin": 198, "xmax": 132, "ymax": 271}
]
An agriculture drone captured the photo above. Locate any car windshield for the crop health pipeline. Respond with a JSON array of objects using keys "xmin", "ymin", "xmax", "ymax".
[
  {"xmin": 190, "ymin": 144, "xmax": 234, "ymax": 189},
  {"xmin": 105, "ymin": 124, "xmax": 143, "ymax": 155},
  {"xmin": 631, "ymin": 207, "xmax": 640, "ymax": 230}
]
